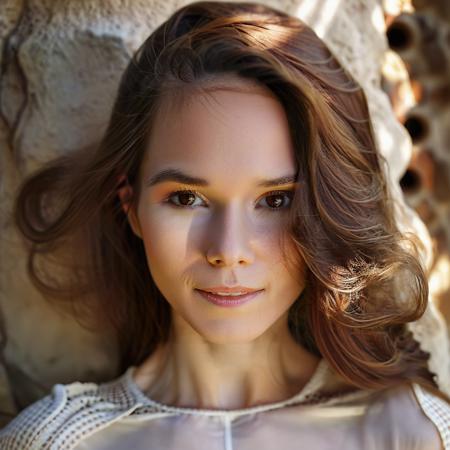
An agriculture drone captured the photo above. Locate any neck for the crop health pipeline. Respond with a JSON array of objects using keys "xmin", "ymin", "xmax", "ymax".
[{"xmin": 133, "ymin": 313, "xmax": 321, "ymax": 410}]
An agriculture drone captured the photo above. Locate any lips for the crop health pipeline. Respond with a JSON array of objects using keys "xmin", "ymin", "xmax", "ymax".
[
  {"xmin": 195, "ymin": 288, "xmax": 264, "ymax": 308},
  {"xmin": 199, "ymin": 286, "xmax": 262, "ymax": 295}
]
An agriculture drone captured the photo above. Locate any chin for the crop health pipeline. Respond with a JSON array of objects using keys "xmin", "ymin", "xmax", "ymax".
[{"xmin": 191, "ymin": 321, "xmax": 271, "ymax": 344}]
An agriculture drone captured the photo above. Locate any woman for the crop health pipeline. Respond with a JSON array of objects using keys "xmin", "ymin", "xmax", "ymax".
[{"xmin": 1, "ymin": 1, "xmax": 449, "ymax": 449}]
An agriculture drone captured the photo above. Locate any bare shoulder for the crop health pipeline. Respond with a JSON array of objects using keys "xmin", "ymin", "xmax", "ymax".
[{"xmin": 363, "ymin": 383, "xmax": 448, "ymax": 450}]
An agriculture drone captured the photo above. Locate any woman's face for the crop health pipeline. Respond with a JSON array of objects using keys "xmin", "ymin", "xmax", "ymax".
[{"xmin": 127, "ymin": 78, "xmax": 306, "ymax": 344}]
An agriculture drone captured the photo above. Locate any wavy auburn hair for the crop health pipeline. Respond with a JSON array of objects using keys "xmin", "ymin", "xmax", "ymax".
[{"xmin": 14, "ymin": 1, "xmax": 443, "ymax": 396}]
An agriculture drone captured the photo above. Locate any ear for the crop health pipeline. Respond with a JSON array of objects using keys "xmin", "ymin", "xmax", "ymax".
[{"xmin": 117, "ymin": 175, "xmax": 143, "ymax": 239}]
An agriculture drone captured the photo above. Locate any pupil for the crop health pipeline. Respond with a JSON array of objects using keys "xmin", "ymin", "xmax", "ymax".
[
  {"xmin": 268, "ymin": 195, "xmax": 283, "ymax": 208},
  {"xmin": 179, "ymin": 192, "xmax": 195, "ymax": 205}
]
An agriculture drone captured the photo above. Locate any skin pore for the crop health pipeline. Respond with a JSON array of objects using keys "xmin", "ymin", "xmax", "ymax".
[{"xmin": 119, "ymin": 76, "xmax": 321, "ymax": 410}]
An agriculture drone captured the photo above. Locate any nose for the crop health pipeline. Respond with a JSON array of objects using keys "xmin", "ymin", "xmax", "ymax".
[{"xmin": 206, "ymin": 204, "xmax": 255, "ymax": 267}]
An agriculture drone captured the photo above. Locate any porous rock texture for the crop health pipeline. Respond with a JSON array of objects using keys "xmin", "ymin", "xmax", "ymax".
[
  {"xmin": 385, "ymin": 0, "xmax": 450, "ymax": 329},
  {"xmin": 0, "ymin": 0, "xmax": 448, "ymax": 424}
]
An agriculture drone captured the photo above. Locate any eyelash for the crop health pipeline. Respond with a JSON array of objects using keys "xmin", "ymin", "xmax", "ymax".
[{"xmin": 163, "ymin": 188, "xmax": 294, "ymax": 211}]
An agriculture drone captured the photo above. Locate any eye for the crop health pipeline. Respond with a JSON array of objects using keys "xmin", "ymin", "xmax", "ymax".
[
  {"xmin": 257, "ymin": 190, "xmax": 293, "ymax": 210},
  {"xmin": 164, "ymin": 189, "xmax": 294, "ymax": 210},
  {"xmin": 165, "ymin": 189, "xmax": 206, "ymax": 208}
]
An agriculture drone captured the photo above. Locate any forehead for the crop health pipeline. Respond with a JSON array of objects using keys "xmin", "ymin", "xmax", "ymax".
[{"xmin": 142, "ymin": 78, "xmax": 297, "ymax": 183}]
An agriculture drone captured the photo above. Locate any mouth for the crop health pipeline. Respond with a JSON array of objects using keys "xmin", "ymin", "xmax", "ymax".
[{"xmin": 194, "ymin": 289, "xmax": 264, "ymax": 308}]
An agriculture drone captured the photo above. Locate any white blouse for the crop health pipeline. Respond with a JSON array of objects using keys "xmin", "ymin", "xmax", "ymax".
[{"xmin": 0, "ymin": 358, "xmax": 448, "ymax": 449}]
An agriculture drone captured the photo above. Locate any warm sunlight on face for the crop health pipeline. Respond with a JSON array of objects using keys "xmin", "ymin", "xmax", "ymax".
[{"xmin": 129, "ymin": 77, "xmax": 306, "ymax": 344}]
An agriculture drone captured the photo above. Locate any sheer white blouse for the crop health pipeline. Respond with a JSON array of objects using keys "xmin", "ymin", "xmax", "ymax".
[{"xmin": 0, "ymin": 359, "xmax": 448, "ymax": 450}]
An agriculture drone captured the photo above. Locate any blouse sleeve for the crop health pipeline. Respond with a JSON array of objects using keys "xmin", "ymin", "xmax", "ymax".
[
  {"xmin": 412, "ymin": 383, "xmax": 450, "ymax": 450},
  {"xmin": 360, "ymin": 383, "xmax": 447, "ymax": 450},
  {"xmin": 0, "ymin": 384, "xmax": 68, "ymax": 450}
]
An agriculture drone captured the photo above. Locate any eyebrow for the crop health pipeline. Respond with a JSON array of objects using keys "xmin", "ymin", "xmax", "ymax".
[{"xmin": 145, "ymin": 168, "xmax": 298, "ymax": 188}]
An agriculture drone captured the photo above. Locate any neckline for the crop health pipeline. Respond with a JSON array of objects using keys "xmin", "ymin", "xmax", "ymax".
[{"xmin": 124, "ymin": 358, "xmax": 329, "ymax": 418}]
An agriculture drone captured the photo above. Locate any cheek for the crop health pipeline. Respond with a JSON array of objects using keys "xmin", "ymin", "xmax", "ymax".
[
  {"xmin": 137, "ymin": 208, "xmax": 192, "ymax": 284},
  {"xmin": 270, "ymin": 236, "xmax": 306, "ymax": 292}
]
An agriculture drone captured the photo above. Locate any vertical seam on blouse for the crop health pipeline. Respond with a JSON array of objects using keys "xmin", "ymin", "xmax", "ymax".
[{"xmin": 222, "ymin": 415, "xmax": 233, "ymax": 450}]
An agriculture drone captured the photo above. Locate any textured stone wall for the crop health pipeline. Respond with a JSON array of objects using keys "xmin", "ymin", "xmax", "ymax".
[{"xmin": 1, "ymin": 0, "xmax": 448, "ymax": 423}]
